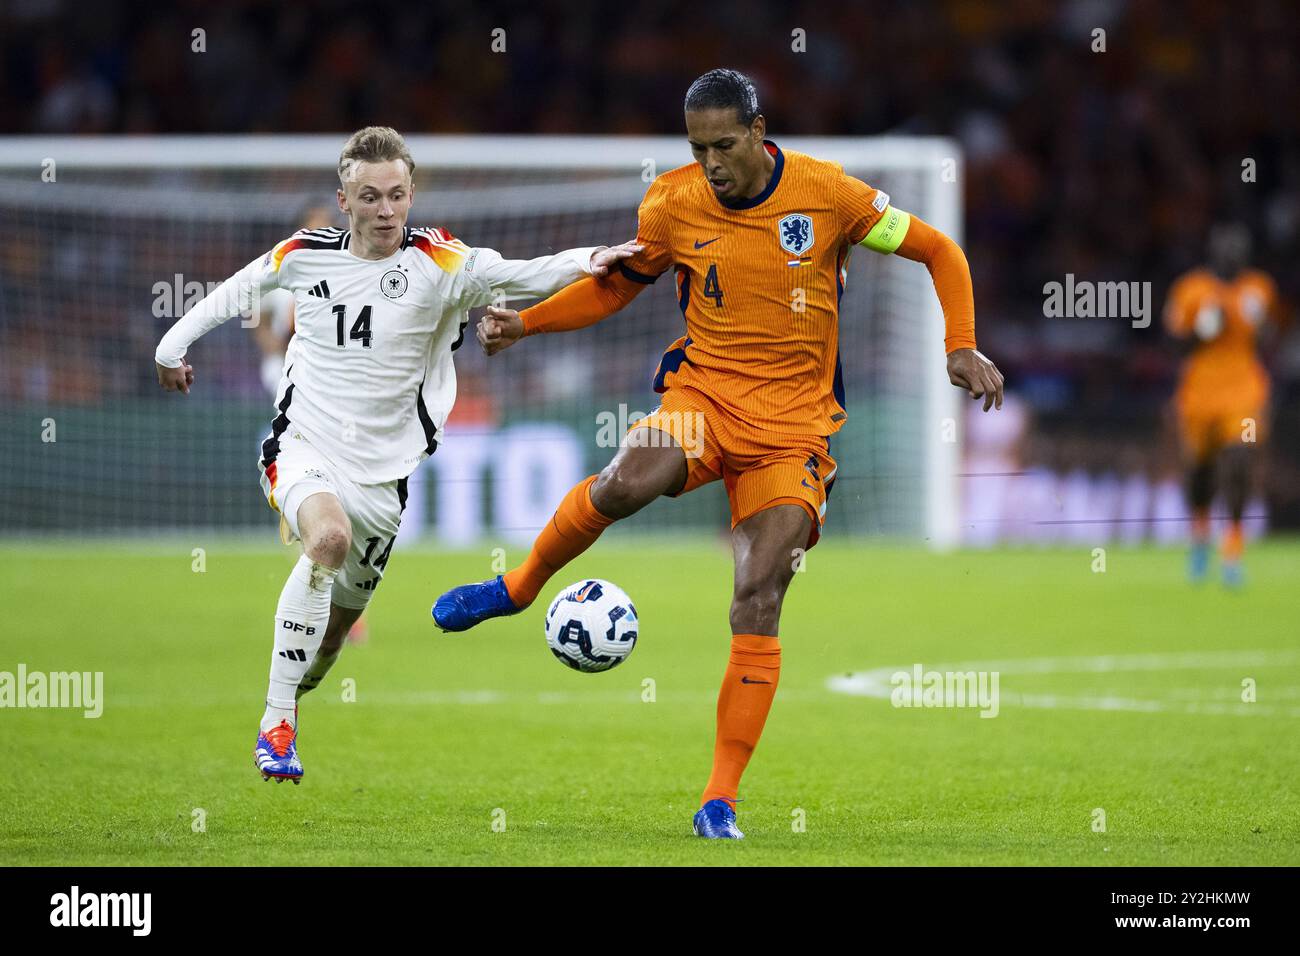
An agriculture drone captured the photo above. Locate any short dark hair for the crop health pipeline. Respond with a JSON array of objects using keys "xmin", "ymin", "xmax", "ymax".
[{"xmin": 684, "ymin": 69, "xmax": 760, "ymax": 126}]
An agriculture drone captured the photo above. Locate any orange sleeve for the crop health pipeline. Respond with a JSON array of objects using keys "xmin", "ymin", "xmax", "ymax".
[
  {"xmin": 835, "ymin": 171, "xmax": 888, "ymax": 245},
  {"xmin": 520, "ymin": 270, "xmax": 646, "ymax": 335},
  {"xmin": 520, "ymin": 176, "xmax": 671, "ymax": 335},
  {"xmin": 620, "ymin": 176, "xmax": 674, "ymax": 282},
  {"xmin": 895, "ymin": 215, "xmax": 976, "ymax": 353}
]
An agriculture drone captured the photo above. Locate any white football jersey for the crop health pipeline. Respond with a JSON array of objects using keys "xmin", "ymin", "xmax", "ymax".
[{"xmin": 157, "ymin": 225, "xmax": 595, "ymax": 483}]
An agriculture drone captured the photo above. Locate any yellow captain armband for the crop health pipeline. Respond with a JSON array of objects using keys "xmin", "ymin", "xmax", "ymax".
[{"xmin": 860, "ymin": 206, "xmax": 912, "ymax": 254}]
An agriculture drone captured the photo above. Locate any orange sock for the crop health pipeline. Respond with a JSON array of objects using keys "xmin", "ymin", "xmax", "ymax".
[
  {"xmin": 503, "ymin": 474, "xmax": 614, "ymax": 606},
  {"xmin": 1191, "ymin": 507, "xmax": 1211, "ymax": 543},
  {"xmin": 701, "ymin": 634, "xmax": 782, "ymax": 808},
  {"xmin": 1222, "ymin": 521, "xmax": 1244, "ymax": 562}
]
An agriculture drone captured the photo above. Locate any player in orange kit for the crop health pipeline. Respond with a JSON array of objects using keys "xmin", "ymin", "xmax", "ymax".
[
  {"xmin": 433, "ymin": 69, "xmax": 1004, "ymax": 838},
  {"xmin": 1164, "ymin": 223, "xmax": 1281, "ymax": 587}
]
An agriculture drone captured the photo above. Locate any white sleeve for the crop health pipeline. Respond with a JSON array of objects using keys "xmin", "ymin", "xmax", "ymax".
[
  {"xmin": 459, "ymin": 246, "xmax": 597, "ymax": 309},
  {"xmin": 154, "ymin": 253, "xmax": 281, "ymax": 368}
]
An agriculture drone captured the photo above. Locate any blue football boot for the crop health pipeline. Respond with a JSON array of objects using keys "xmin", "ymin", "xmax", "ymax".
[
  {"xmin": 1188, "ymin": 541, "xmax": 1210, "ymax": 583},
  {"xmin": 432, "ymin": 575, "xmax": 523, "ymax": 632},
  {"xmin": 693, "ymin": 799, "xmax": 744, "ymax": 839},
  {"xmin": 1222, "ymin": 560, "xmax": 1244, "ymax": 590},
  {"xmin": 254, "ymin": 718, "xmax": 303, "ymax": 784}
]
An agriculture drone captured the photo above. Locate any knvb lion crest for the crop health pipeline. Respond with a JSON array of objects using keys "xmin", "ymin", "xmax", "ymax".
[{"xmin": 778, "ymin": 214, "xmax": 814, "ymax": 255}]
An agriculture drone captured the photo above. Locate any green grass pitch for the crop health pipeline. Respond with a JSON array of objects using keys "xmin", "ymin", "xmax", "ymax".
[{"xmin": 1, "ymin": 539, "xmax": 1297, "ymax": 866}]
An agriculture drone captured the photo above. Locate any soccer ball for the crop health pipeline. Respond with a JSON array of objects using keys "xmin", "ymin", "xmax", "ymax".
[{"xmin": 544, "ymin": 579, "xmax": 638, "ymax": 673}]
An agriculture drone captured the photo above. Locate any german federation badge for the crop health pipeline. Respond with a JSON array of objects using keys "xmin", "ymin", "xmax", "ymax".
[{"xmin": 380, "ymin": 269, "xmax": 408, "ymax": 299}]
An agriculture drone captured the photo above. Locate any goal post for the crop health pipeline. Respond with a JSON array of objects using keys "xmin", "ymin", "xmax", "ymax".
[{"xmin": 0, "ymin": 135, "xmax": 961, "ymax": 548}]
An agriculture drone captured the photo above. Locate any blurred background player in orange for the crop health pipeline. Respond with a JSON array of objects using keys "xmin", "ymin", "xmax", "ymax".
[
  {"xmin": 1164, "ymin": 222, "xmax": 1282, "ymax": 587},
  {"xmin": 433, "ymin": 69, "xmax": 1004, "ymax": 838},
  {"xmin": 254, "ymin": 204, "xmax": 370, "ymax": 644}
]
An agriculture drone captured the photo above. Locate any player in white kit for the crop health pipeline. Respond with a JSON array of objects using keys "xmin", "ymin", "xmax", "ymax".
[{"xmin": 154, "ymin": 127, "xmax": 641, "ymax": 782}]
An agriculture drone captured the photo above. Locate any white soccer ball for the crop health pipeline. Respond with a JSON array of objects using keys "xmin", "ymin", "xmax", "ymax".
[{"xmin": 545, "ymin": 579, "xmax": 638, "ymax": 673}]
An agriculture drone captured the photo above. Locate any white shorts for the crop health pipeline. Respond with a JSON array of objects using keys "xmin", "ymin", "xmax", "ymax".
[{"xmin": 258, "ymin": 427, "xmax": 408, "ymax": 610}]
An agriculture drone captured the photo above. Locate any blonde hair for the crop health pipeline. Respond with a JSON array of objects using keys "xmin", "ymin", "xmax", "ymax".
[{"xmin": 337, "ymin": 126, "xmax": 415, "ymax": 186}]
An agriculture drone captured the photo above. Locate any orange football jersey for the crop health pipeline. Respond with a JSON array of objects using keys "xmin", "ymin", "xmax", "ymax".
[
  {"xmin": 620, "ymin": 141, "xmax": 889, "ymax": 435},
  {"xmin": 1164, "ymin": 267, "xmax": 1277, "ymax": 416}
]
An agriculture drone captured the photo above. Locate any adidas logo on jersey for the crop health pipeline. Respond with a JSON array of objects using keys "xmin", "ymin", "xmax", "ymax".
[
  {"xmin": 307, "ymin": 280, "xmax": 331, "ymax": 299},
  {"xmin": 277, "ymin": 648, "xmax": 308, "ymax": 661}
]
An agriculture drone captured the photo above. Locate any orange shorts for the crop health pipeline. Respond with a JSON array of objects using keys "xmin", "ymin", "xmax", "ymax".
[
  {"xmin": 1176, "ymin": 405, "xmax": 1266, "ymax": 462},
  {"xmin": 627, "ymin": 385, "xmax": 837, "ymax": 549}
]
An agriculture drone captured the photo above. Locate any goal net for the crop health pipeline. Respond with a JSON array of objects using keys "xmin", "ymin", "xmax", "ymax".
[{"xmin": 0, "ymin": 135, "xmax": 961, "ymax": 548}]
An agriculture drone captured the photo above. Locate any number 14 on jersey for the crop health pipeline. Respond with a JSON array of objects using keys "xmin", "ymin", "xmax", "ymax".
[{"xmin": 332, "ymin": 304, "xmax": 373, "ymax": 348}]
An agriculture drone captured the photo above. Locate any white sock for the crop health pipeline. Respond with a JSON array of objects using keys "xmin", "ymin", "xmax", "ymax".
[{"xmin": 262, "ymin": 554, "xmax": 338, "ymax": 730}]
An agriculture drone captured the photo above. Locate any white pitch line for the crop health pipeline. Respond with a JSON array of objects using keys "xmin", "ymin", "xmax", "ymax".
[
  {"xmin": 827, "ymin": 649, "xmax": 1300, "ymax": 717},
  {"xmin": 97, "ymin": 688, "xmax": 727, "ymax": 709}
]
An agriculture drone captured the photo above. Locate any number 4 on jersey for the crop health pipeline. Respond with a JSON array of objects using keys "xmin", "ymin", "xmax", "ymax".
[
  {"xmin": 702, "ymin": 264, "xmax": 724, "ymax": 307},
  {"xmin": 333, "ymin": 304, "xmax": 373, "ymax": 348}
]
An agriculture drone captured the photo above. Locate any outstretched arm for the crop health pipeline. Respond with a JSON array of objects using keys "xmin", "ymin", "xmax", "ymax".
[
  {"xmin": 842, "ymin": 171, "xmax": 1003, "ymax": 411},
  {"xmin": 476, "ymin": 268, "xmax": 649, "ymax": 356},
  {"xmin": 893, "ymin": 217, "xmax": 975, "ymax": 352},
  {"xmin": 464, "ymin": 242, "xmax": 642, "ymax": 304},
  {"xmin": 478, "ymin": 175, "xmax": 673, "ymax": 355},
  {"xmin": 864, "ymin": 209, "xmax": 1003, "ymax": 411},
  {"xmin": 155, "ymin": 254, "xmax": 277, "ymax": 394}
]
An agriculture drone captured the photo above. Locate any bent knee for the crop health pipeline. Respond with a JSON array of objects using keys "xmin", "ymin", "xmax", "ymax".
[
  {"xmin": 592, "ymin": 465, "xmax": 659, "ymax": 518},
  {"xmin": 305, "ymin": 524, "xmax": 351, "ymax": 567}
]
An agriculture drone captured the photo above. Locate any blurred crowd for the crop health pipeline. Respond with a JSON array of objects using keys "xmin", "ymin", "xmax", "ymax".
[{"xmin": 3, "ymin": 0, "xmax": 1299, "ymax": 523}]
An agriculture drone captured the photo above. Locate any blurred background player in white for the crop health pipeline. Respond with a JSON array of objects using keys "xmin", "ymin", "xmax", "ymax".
[
  {"xmin": 252, "ymin": 204, "xmax": 372, "ymax": 645},
  {"xmin": 1164, "ymin": 222, "xmax": 1283, "ymax": 587},
  {"xmin": 154, "ymin": 126, "xmax": 641, "ymax": 782},
  {"xmin": 254, "ymin": 204, "xmax": 337, "ymax": 395}
]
